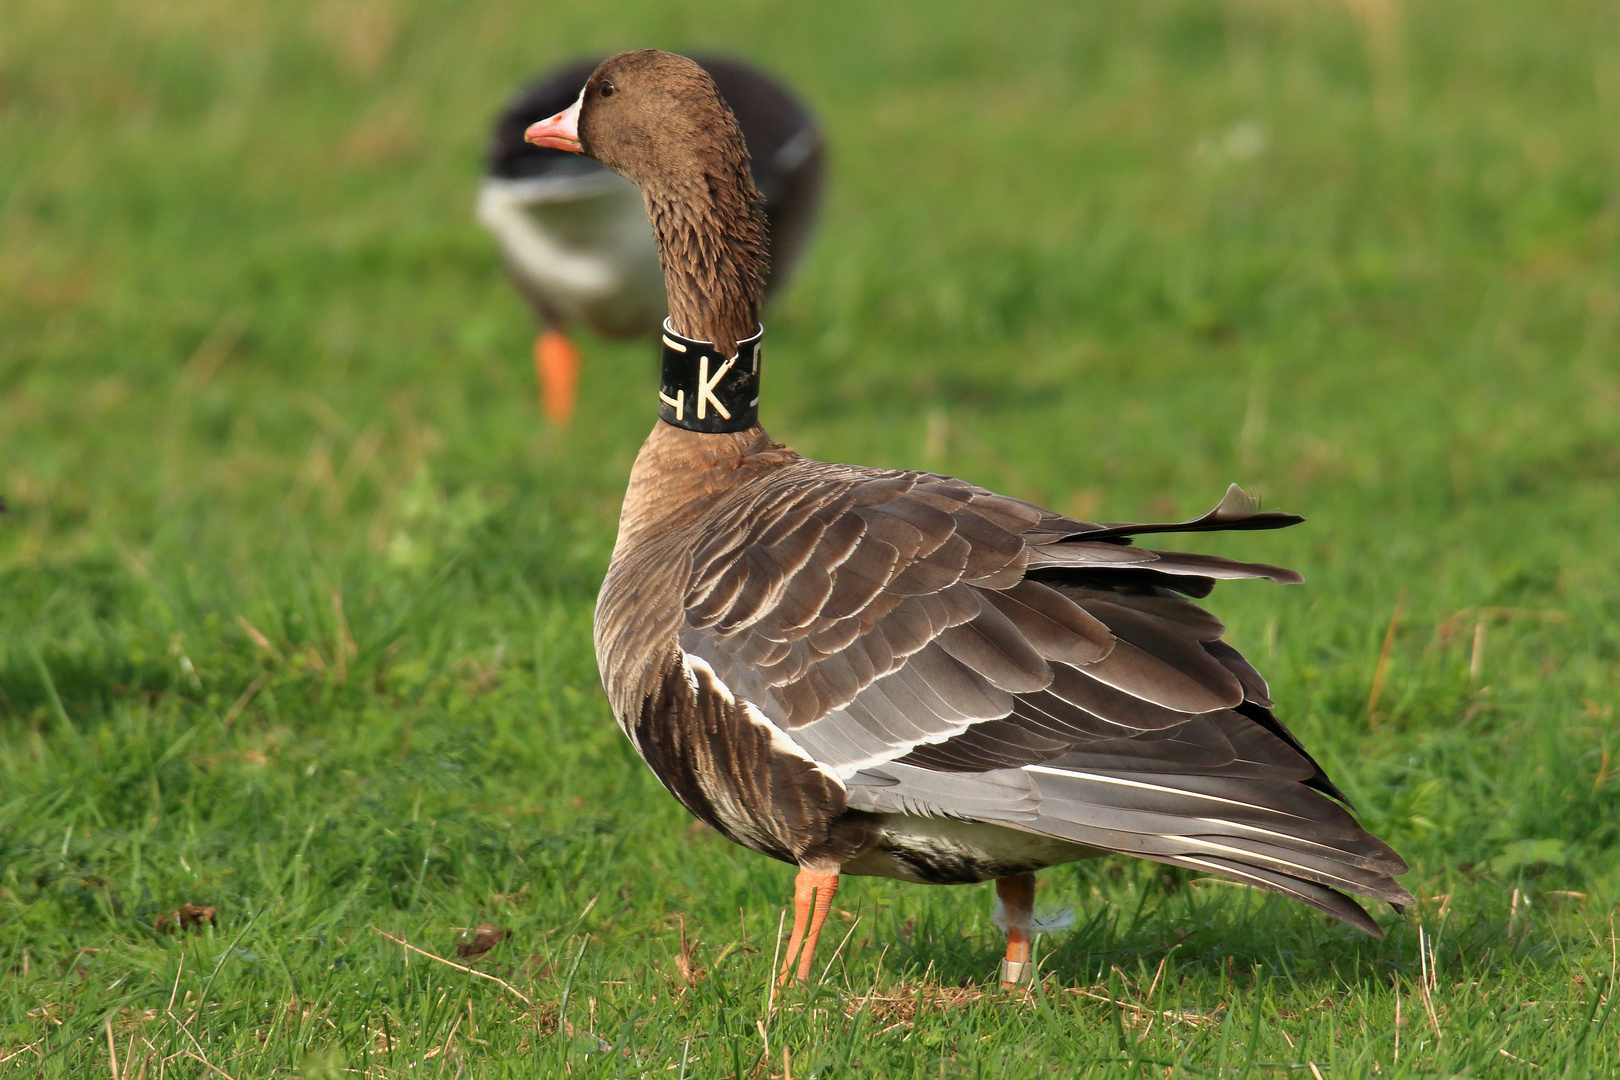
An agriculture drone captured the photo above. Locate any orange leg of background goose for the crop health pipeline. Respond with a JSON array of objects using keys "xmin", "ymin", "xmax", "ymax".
[
  {"xmin": 535, "ymin": 329, "xmax": 581, "ymax": 425},
  {"xmin": 778, "ymin": 868, "xmax": 839, "ymax": 985},
  {"xmin": 996, "ymin": 872, "xmax": 1037, "ymax": 987}
]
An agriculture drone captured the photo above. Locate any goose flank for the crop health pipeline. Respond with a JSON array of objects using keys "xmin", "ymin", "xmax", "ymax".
[{"xmin": 525, "ymin": 49, "xmax": 1413, "ymax": 986}]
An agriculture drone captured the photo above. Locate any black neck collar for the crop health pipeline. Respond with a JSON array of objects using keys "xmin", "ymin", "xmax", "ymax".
[{"xmin": 658, "ymin": 320, "xmax": 763, "ymax": 433}]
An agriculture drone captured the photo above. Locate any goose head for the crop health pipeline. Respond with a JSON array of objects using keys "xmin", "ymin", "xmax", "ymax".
[
  {"xmin": 525, "ymin": 50, "xmax": 769, "ymax": 359},
  {"xmin": 527, "ymin": 51, "xmax": 750, "ymax": 190}
]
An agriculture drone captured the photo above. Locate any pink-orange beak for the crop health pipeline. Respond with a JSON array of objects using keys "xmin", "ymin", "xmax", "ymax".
[{"xmin": 524, "ymin": 92, "xmax": 584, "ymax": 153}]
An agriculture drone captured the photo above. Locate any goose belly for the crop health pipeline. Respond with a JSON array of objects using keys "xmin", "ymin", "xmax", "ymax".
[
  {"xmin": 477, "ymin": 173, "xmax": 665, "ymax": 336},
  {"xmin": 843, "ymin": 816, "xmax": 1102, "ymax": 885}
]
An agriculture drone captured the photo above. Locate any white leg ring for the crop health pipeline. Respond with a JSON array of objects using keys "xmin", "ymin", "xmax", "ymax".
[{"xmin": 999, "ymin": 958, "xmax": 1034, "ymax": 985}]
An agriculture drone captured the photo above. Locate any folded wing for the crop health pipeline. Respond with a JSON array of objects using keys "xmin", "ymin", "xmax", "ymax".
[{"xmin": 679, "ymin": 468, "xmax": 1411, "ymax": 934}]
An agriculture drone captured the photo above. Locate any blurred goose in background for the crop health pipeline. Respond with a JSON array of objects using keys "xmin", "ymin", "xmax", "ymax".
[
  {"xmin": 479, "ymin": 55, "xmax": 824, "ymax": 424},
  {"xmin": 526, "ymin": 50, "xmax": 1412, "ymax": 987}
]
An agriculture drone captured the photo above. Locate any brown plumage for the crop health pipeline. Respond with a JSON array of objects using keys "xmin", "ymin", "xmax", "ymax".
[
  {"xmin": 529, "ymin": 49, "xmax": 1413, "ymax": 986},
  {"xmin": 480, "ymin": 56, "xmax": 823, "ymax": 425},
  {"xmin": 571, "ymin": 51, "xmax": 770, "ymax": 360}
]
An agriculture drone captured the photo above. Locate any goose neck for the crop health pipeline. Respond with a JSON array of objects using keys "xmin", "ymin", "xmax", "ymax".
[{"xmin": 641, "ymin": 168, "xmax": 768, "ymax": 361}]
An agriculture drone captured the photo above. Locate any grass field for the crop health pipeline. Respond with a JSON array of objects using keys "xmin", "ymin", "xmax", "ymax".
[{"xmin": 5, "ymin": 0, "xmax": 1620, "ymax": 1075}]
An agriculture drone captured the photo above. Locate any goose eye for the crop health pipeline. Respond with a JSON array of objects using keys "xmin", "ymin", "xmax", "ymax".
[{"xmin": 599, "ymin": 81, "xmax": 616, "ymax": 98}]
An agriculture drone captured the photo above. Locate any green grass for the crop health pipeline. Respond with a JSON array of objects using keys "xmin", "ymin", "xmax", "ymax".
[{"xmin": 4, "ymin": 0, "xmax": 1620, "ymax": 1075}]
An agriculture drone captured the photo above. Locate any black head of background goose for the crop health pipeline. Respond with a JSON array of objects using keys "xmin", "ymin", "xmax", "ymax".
[
  {"xmin": 527, "ymin": 50, "xmax": 1412, "ymax": 987},
  {"xmin": 480, "ymin": 55, "xmax": 823, "ymax": 423}
]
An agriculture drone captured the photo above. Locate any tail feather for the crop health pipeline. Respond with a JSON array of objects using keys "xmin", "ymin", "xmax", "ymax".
[
  {"xmin": 1017, "ymin": 763, "xmax": 1413, "ymax": 933},
  {"xmin": 1162, "ymin": 854, "xmax": 1390, "ymax": 938},
  {"xmin": 1071, "ymin": 484, "xmax": 1305, "ymax": 543}
]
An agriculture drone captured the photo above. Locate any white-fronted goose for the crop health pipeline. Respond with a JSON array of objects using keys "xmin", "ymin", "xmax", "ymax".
[
  {"xmin": 480, "ymin": 55, "xmax": 824, "ymax": 424},
  {"xmin": 526, "ymin": 51, "xmax": 1412, "ymax": 986}
]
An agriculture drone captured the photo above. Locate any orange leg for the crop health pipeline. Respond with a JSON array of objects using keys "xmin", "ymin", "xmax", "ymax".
[
  {"xmin": 995, "ymin": 872, "xmax": 1037, "ymax": 987},
  {"xmin": 535, "ymin": 329, "xmax": 582, "ymax": 425},
  {"xmin": 778, "ymin": 868, "xmax": 839, "ymax": 986}
]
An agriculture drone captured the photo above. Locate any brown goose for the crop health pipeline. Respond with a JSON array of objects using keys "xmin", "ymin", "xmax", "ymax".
[
  {"xmin": 526, "ymin": 51, "xmax": 1412, "ymax": 986},
  {"xmin": 480, "ymin": 55, "xmax": 823, "ymax": 424}
]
